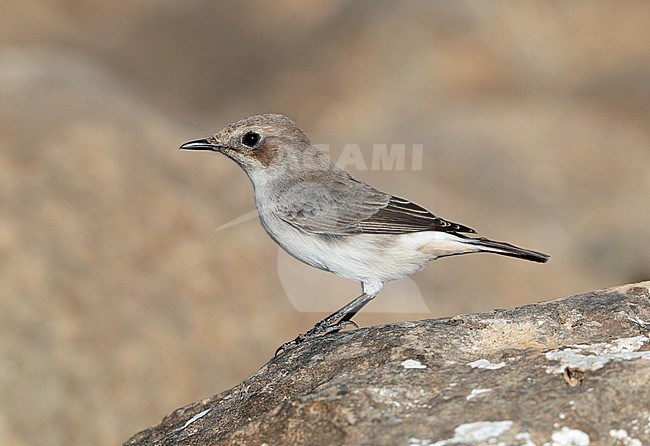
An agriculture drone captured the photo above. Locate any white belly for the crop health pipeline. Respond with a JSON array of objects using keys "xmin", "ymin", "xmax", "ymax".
[{"xmin": 257, "ymin": 210, "xmax": 470, "ymax": 284}]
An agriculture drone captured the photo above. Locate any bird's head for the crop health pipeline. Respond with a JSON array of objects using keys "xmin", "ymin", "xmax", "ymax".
[{"xmin": 180, "ymin": 114, "xmax": 330, "ymax": 180}]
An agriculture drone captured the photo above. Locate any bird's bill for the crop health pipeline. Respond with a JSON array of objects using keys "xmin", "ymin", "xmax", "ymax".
[{"xmin": 179, "ymin": 138, "xmax": 224, "ymax": 152}]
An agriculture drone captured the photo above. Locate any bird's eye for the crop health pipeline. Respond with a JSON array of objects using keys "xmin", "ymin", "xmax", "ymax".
[{"xmin": 242, "ymin": 131, "xmax": 261, "ymax": 147}]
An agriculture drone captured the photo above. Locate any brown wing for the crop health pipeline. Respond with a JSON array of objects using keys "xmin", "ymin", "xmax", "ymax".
[{"xmin": 277, "ymin": 173, "xmax": 475, "ymax": 236}]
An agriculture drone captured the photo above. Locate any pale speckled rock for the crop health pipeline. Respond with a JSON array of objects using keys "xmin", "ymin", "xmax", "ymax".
[{"xmin": 125, "ymin": 282, "xmax": 650, "ymax": 445}]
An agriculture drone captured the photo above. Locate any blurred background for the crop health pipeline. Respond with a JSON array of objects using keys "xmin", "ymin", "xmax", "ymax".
[{"xmin": 1, "ymin": 1, "xmax": 649, "ymax": 445}]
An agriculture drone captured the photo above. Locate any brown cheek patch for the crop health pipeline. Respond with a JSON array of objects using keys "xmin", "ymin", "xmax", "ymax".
[{"xmin": 251, "ymin": 139, "xmax": 281, "ymax": 167}]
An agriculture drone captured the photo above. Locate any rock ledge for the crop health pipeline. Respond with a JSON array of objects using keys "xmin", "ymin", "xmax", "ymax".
[{"xmin": 125, "ymin": 282, "xmax": 650, "ymax": 445}]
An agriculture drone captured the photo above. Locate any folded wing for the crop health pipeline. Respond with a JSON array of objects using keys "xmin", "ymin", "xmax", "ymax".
[
  {"xmin": 358, "ymin": 195, "xmax": 475, "ymax": 234},
  {"xmin": 277, "ymin": 175, "xmax": 474, "ymax": 236}
]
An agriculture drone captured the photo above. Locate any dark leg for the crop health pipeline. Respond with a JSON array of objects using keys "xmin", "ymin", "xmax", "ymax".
[{"xmin": 275, "ymin": 292, "xmax": 377, "ymax": 355}]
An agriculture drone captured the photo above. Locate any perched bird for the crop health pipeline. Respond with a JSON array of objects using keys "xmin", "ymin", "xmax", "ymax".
[{"xmin": 181, "ymin": 114, "xmax": 549, "ymax": 353}]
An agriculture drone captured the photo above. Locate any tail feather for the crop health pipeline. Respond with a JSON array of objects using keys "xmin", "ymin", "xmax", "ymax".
[{"xmin": 461, "ymin": 236, "xmax": 550, "ymax": 263}]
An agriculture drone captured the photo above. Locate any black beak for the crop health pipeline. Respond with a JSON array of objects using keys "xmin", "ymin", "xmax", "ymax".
[{"xmin": 179, "ymin": 138, "xmax": 224, "ymax": 152}]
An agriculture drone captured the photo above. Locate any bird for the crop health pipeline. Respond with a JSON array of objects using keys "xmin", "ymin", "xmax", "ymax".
[{"xmin": 180, "ymin": 113, "xmax": 549, "ymax": 354}]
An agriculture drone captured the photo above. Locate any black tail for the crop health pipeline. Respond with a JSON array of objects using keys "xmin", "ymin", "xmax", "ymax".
[{"xmin": 462, "ymin": 236, "xmax": 550, "ymax": 263}]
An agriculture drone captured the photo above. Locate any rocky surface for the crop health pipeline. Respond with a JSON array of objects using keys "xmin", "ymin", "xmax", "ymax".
[{"xmin": 125, "ymin": 282, "xmax": 650, "ymax": 445}]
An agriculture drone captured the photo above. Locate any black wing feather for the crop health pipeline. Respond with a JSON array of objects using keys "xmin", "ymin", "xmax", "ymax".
[{"xmin": 358, "ymin": 195, "xmax": 475, "ymax": 234}]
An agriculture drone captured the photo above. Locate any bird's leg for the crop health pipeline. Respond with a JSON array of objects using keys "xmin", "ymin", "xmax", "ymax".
[
  {"xmin": 275, "ymin": 292, "xmax": 377, "ymax": 355},
  {"xmin": 309, "ymin": 292, "xmax": 379, "ymax": 334}
]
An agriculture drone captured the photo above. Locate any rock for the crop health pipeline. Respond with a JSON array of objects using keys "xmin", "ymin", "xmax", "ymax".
[{"xmin": 125, "ymin": 282, "xmax": 650, "ymax": 445}]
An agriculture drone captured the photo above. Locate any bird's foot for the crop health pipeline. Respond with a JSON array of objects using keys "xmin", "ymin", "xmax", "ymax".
[{"xmin": 275, "ymin": 320, "xmax": 359, "ymax": 356}]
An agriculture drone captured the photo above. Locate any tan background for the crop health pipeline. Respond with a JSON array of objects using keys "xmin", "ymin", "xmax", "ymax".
[{"xmin": 1, "ymin": 1, "xmax": 649, "ymax": 445}]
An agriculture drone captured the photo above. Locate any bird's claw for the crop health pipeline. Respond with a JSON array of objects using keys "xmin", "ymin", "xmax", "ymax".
[
  {"xmin": 275, "ymin": 336, "xmax": 305, "ymax": 356},
  {"xmin": 323, "ymin": 319, "xmax": 358, "ymax": 333},
  {"xmin": 274, "ymin": 320, "xmax": 359, "ymax": 356}
]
